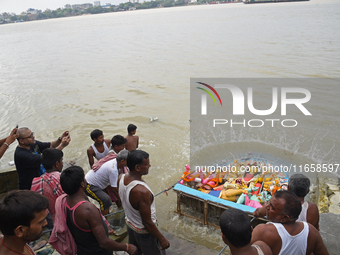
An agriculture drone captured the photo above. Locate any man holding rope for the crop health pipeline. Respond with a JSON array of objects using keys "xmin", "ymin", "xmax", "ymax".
[{"xmin": 118, "ymin": 150, "xmax": 170, "ymax": 255}]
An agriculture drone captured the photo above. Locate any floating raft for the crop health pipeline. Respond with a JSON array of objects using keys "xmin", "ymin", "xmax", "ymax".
[
  {"xmin": 174, "ymin": 183, "xmax": 267, "ymax": 227},
  {"xmin": 174, "ymin": 157, "xmax": 291, "ymax": 227}
]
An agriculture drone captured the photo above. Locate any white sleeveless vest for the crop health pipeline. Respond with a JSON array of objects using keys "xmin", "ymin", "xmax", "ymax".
[
  {"xmin": 91, "ymin": 142, "xmax": 109, "ymax": 160},
  {"xmin": 119, "ymin": 174, "xmax": 157, "ymax": 229},
  {"xmin": 267, "ymin": 221, "xmax": 309, "ymax": 255},
  {"xmin": 297, "ymin": 201, "xmax": 309, "ymax": 222}
]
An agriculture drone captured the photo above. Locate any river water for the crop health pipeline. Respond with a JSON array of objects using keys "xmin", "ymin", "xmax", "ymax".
[{"xmin": 0, "ymin": 0, "xmax": 339, "ymax": 252}]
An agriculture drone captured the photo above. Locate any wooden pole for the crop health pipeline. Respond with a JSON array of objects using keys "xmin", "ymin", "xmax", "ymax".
[
  {"xmin": 177, "ymin": 191, "xmax": 181, "ymax": 214},
  {"xmin": 204, "ymin": 200, "xmax": 208, "ymax": 225}
]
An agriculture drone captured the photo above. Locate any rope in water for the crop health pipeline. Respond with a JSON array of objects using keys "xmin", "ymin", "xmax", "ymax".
[
  {"xmin": 218, "ymin": 244, "xmax": 228, "ymax": 255},
  {"xmin": 42, "ymin": 179, "xmax": 176, "ymax": 231},
  {"xmin": 104, "ymin": 172, "xmax": 194, "ymax": 217},
  {"xmin": 104, "ymin": 182, "xmax": 178, "ymax": 217}
]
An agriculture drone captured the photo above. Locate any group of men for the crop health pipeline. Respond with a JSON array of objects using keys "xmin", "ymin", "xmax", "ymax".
[
  {"xmin": 0, "ymin": 125, "xmax": 330, "ymax": 255},
  {"xmin": 219, "ymin": 174, "xmax": 329, "ymax": 255},
  {"xmin": 0, "ymin": 124, "xmax": 170, "ymax": 254}
]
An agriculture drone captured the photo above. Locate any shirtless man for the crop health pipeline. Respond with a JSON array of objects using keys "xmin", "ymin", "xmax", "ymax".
[
  {"xmin": 220, "ymin": 208, "xmax": 272, "ymax": 255},
  {"xmin": 118, "ymin": 150, "xmax": 169, "ymax": 255},
  {"xmin": 0, "ymin": 190, "xmax": 49, "ymax": 255},
  {"xmin": 87, "ymin": 129, "xmax": 111, "ymax": 168},
  {"xmin": 125, "ymin": 124, "xmax": 139, "ymax": 152},
  {"xmin": 253, "ymin": 174, "xmax": 319, "ymax": 230},
  {"xmin": 251, "ymin": 190, "xmax": 328, "ymax": 255}
]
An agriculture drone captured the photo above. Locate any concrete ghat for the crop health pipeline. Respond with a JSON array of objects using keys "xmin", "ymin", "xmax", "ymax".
[
  {"xmin": 158, "ymin": 216, "xmax": 340, "ymax": 255},
  {"xmin": 319, "ymin": 213, "xmax": 340, "ymax": 255},
  {"xmin": 36, "ymin": 223, "xmax": 340, "ymax": 255},
  {"xmin": 311, "ymin": 175, "xmax": 340, "ymax": 214},
  {"xmin": 0, "ymin": 167, "xmax": 17, "ymax": 196},
  {"xmin": 313, "ymin": 175, "xmax": 340, "ymax": 255},
  {"xmin": 115, "ymin": 231, "xmax": 220, "ymax": 255},
  {"xmin": 1, "ymin": 170, "xmax": 340, "ymax": 254},
  {"xmin": 161, "ymin": 231, "xmax": 218, "ymax": 255}
]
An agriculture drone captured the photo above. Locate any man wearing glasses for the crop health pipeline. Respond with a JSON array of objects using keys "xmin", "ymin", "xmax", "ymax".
[{"xmin": 14, "ymin": 127, "xmax": 71, "ymax": 190}]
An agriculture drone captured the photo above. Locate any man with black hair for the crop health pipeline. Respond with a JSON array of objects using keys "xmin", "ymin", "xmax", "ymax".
[
  {"xmin": 55, "ymin": 166, "xmax": 137, "ymax": 255},
  {"xmin": 251, "ymin": 190, "xmax": 328, "ymax": 255},
  {"xmin": 0, "ymin": 190, "xmax": 49, "ymax": 255},
  {"xmin": 253, "ymin": 174, "xmax": 319, "ymax": 230},
  {"xmin": 92, "ymin": 134, "xmax": 127, "ymax": 172},
  {"xmin": 110, "ymin": 134, "xmax": 127, "ymax": 154},
  {"xmin": 118, "ymin": 150, "xmax": 170, "ymax": 255},
  {"xmin": 85, "ymin": 150, "xmax": 128, "ymax": 215},
  {"xmin": 87, "ymin": 129, "xmax": 111, "ymax": 168},
  {"xmin": 125, "ymin": 124, "xmax": 139, "ymax": 151},
  {"xmin": 31, "ymin": 148, "xmax": 64, "ymax": 223},
  {"xmin": 219, "ymin": 208, "xmax": 272, "ymax": 255},
  {"xmin": 14, "ymin": 127, "xmax": 70, "ymax": 190}
]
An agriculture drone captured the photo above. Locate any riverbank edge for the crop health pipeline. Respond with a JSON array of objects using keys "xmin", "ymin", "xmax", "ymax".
[{"xmin": 159, "ymin": 213, "xmax": 340, "ymax": 255}]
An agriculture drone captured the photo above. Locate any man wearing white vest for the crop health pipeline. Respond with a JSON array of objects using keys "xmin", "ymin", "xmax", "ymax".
[
  {"xmin": 118, "ymin": 150, "xmax": 170, "ymax": 255},
  {"xmin": 251, "ymin": 190, "xmax": 328, "ymax": 255},
  {"xmin": 253, "ymin": 174, "xmax": 319, "ymax": 230}
]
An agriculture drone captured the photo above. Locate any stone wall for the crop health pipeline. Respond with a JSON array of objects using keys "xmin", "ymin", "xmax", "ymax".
[{"xmin": 310, "ymin": 175, "xmax": 340, "ymax": 214}]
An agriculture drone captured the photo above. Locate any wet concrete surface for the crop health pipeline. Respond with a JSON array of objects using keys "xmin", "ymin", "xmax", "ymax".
[
  {"xmin": 319, "ymin": 213, "xmax": 340, "ymax": 255},
  {"xmin": 161, "ymin": 212, "xmax": 340, "ymax": 255},
  {"xmin": 33, "ymin": 213, "xmax": 340, "ymax": 255},
  {"xmin": 161, "ymin": 231, "xmax": 221, "ymax": 255}
]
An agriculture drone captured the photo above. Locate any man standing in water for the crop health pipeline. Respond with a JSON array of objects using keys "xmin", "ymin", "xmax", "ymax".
[
  {"xmin": 87, "ymin": 129, "xmax": 111, "ymax": 168},
  {"xmin": 125, "ymin": 124, "xmax": 139, "ymax": 151},
  {"xmin": 118, "ymin": 150, "xmax": 170, "ymax": 255},
  {"xmin": 14, "ymin": 127, "xmax": 71, "ymax": 190}
]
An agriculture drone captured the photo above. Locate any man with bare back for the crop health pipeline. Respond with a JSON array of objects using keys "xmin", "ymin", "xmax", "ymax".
[{"xmin": 125, "ymin": 124, "xmax": 139, "ymax": 152}]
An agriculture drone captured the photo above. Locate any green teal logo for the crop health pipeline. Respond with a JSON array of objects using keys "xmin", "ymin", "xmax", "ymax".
[
  {"xmin": 196, "ymin": 82, "xmax": 223, "ymax": 106},
  {"xmin": 196, "ymin": 82, "xmax": 222, "ymax": 115}
]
